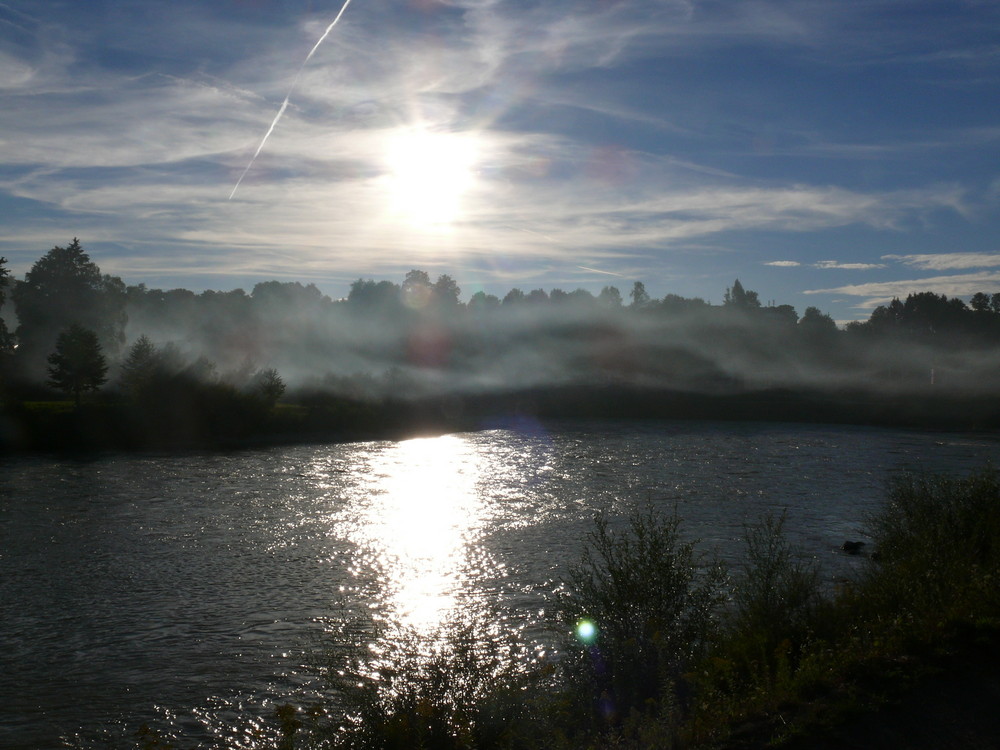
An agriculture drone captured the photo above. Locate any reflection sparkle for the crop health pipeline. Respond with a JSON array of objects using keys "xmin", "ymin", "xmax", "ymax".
[{"xmin": 360, "ymin": 435, "xmax": 484, "ymax": 630}]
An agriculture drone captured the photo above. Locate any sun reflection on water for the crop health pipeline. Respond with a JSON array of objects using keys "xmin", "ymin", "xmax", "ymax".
[{"xmin": 359, "ymin": 434, "xmax": 485, "ymax": 630}]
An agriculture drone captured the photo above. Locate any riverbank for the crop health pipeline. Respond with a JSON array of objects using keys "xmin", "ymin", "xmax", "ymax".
[{"xmin": 4, "ymin": 383, "xmax": 1000, "ymax": 453}]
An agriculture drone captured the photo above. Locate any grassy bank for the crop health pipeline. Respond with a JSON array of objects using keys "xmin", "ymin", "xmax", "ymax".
[
  {"xmin": 7, "ymin": 384, "xmax": 1000, "ymax": 454},
  {"xmin": 224, "ymin": 467, "xmax": 1000, "ymax": 750}
]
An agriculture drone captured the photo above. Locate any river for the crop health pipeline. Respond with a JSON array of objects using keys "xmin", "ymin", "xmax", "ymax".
[{"xmin": 3, "ymin": 419, "xmax": 999, "ymax": 748}]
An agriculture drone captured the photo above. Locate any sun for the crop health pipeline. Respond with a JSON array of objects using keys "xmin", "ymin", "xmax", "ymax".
[{"xmin": 383, "ymin": 127, "xmax": 478, "ymax": 228}]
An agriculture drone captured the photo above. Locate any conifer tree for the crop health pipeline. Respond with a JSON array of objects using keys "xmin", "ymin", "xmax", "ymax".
[{"xmin": 47, "ymin": 325, "xmax": 108, "ymax": 407}]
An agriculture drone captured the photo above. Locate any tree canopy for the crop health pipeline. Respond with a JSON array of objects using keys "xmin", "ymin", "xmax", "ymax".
[
  {"xmin": 0, "ymin": 256, "xmax": 12, "ymax": 356},
  {"xmin": 47, "ymin": 325, "xmax": 108, "ymax": 406},
  {"xmin": 13, "ymin": 239, "xmax": 126, "ymax": 375}
]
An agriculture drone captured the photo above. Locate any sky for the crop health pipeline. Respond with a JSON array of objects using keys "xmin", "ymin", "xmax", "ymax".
[{"xmin": 1, "ymin": 0, "xmax": 998, "ymax": 323}]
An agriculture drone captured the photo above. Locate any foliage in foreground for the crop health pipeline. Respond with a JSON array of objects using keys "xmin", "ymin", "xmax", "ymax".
[
  {"xmin": 859, "ymin": 469, "xmax": 1000, "ymax": 626},
  {"xmin": 689, "ymin": 467, "xmax": 1000, "ymax": 747},
  {"xmin": 558, "ymin": 507, "xmax": 726, "ymax": 740},
  {"xmin": 262, "ymin": 610, "xmax": 552, "ymax": 750}
]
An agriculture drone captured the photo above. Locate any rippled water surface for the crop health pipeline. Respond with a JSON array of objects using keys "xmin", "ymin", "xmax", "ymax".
[{"xmin": 3, "ymin": 419, "xmax": 1000, "ymax": 747}]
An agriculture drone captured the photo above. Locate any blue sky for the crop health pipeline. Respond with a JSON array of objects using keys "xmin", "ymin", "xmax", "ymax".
[{"xmin": 1, "ymin": 0, "xmax": 998, "ymax": 322}]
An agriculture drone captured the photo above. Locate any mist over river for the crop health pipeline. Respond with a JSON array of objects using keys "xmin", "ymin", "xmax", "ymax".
[{"xmin": 4, "ymin": 419, "xmax": 1000, "ymax": 748}]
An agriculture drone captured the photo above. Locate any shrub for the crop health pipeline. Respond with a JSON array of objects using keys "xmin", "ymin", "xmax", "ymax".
[
  {"xmin": 727, "ymin": 511, "xmax": 821, "ymax": 682},
  {"xmin": 559, "ymin": 507, "xmax": 726, "ymax": 734},
  {"xmin": 291, "ymin": 608, "xmax": 545, "ymax": 750},
  {"xmin": 861, "ymin": 468, "xmax": 1000, "ymax": 628}
]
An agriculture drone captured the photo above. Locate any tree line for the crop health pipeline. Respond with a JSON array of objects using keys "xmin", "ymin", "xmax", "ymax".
[{"xmin": 4, "ymin": 239, "xmax": 1000, "ymax": 410}]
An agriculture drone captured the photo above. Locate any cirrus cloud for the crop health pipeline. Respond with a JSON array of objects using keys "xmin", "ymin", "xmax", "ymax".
[
  {"xmin": 805, "ymin": 272, "xmax": 1000, "ymax": 310},
  {"xmin": 883, "ymin": 252, "xmax": 1000, "ymax": 270}
]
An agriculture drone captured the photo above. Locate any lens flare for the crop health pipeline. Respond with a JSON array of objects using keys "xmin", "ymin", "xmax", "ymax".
[{"xmin": 576, "ymin": 619, "xmax": 597, "ymax": 643}]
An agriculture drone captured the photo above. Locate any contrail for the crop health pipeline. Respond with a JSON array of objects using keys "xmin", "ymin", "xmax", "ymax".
[
  {"xmin": 229, "ymin": 0, "xmax": 355, "ymax": 200},
  {"xmin": 577, "ymin": 265, "xmax": 627, "ymax": 277}
]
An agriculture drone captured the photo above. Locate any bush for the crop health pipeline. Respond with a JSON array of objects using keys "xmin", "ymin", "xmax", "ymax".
[
  {"xmin": 560, "ymin": 507, "xmax": 726, "ymax": 734},
  {"xmin": 861, "ymin": 468, "xmax": 1000, "ymax": 627},
  {"xmin": 287, "ymin": 608, "xmax": 546, "ymax": 750},
  {"xmin": 727, "ymin": 511, "xmax": 821, "ymax": 682}
]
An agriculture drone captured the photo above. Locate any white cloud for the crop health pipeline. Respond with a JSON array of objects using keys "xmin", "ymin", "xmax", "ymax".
[
  {"xmin": 764, "ymin": 260, "xmax": 800, "ymax": 267},
  {"xmin": 804, "ymin": 272, "xmax": 1000, "ymax": 310},
  {"xmin": 883, "ymin": 252, "xmax": 1000, "ymax": 270},
  {"xmin": 2, "ymin": 134, "xmax": 972, "ymax": 288},
  {"xmin": 813, "ymin": 260, "xmax": 886, "ymax": 270},
  {"xmin": 0, "ymin": 50, "xmax": 35, "ymax": 89},
  {"xmin": 2, "ymin": 0, "xmax": 998, "ymax": 313}
]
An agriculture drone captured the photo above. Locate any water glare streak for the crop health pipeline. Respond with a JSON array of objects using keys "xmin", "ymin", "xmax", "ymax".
[{"xmin": 355, "ymin": 435, "xmax": 486, "ymax": 631}]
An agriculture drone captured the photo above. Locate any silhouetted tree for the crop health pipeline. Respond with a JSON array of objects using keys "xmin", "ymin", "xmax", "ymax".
[
  {"xmin": 761, "ymin": 304, "xmax": 798, "ymax": 328},
  {"xmin": 254, "ymin": 367, "xmax": 286, "ymax": 406},
  {"xmin": 433, "ymin": 274, "xmax": 462, "ymax": 308},
  {"xmin": 467, "ymin": 290, "xmax": 499, "ymax": 311},
  {"xmin": 347, "ymin": 279, "xmax": 401, "ymax": 313},
  {"xmin": 659, "ymin": 293, "xmax": 708, "ymax": 315},
  {"xmin": 894, "ymin": 292, "xmax": 968, "ymax": 340},
  {"xmin": 798, "ymin": 306, "xmax": 838, "ymax": 338},
  {"xmin": 598, "ymin": 285, "xmax": 623, "ymax": 308},
  {"xmin": 968, "ymin": 292, "xmax": 1000, "ymax": 338},
  {"xmin": 723, "ymin": 279, "xmax": 760, "ymax": 310},
  {"xmin": 971, "ymin": 292, "xmax": 991, "ymax": 313},
  {"xmin": 14, "ymin": 239, "xmax": 127, "ymax": 376},
  {"xmin": 0, "ymin": 258, "xmax": 14, "ymax": 389},
  {"xmin": 567, "ymin": 288, "xmax": 596, "ymax": 307},
  {"xmin": 119, "ymin": 335, "xmax": 158, "ymax": 397},
  {"xmin": 525, "ymin": 288, "xmax": 549, "ymax": 305},
  {"xmin": 867, "ymin": 297, "xmax": 905, "ymax": 334},
  {"xmin": 184, "ymin": 355, "xmax": 218, "ymax": 383},
  {"xmin": 630, "ymin": 281, "xmax": 650, "ymax": 309},
  {"xmin": 0, "ymin": 256, "xmax": 13, "ymax": 355},
  {"xmin": 47, "ymin": 325, "xmax": 108, "ymax": 407},
  {"xmin": 252, "ymin": 281, "xmax": 328, "ymax": 316},
  {"xmin": 502, "ymin": 288, "xmax": 525, "ymax": 305},
  {"xmin": 198, "ymin": 289, "xmax": 253, "ymax": 348},
  {"xmin": 402, "ymin": 269, "xmax": 433, "ymax": 309}
]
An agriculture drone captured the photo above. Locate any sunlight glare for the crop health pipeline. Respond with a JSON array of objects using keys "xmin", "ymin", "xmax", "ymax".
[
  {"xmin": 364, "ymin": 435, "xmax": 484, "ymax": 629},
  {"xmin": 383, "ymin": 128, "xmax": 478, "ymax": 228}
]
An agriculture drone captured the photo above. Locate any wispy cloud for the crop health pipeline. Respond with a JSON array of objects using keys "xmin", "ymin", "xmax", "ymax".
[
  {"xmin": 883, "ymin": 252, "xmax": 1000, "ymax": 270},
  {"xmin": 805, "ymin": 272, "xmax": 1000, "ymax": 309},
  {"xmin": 813, "ymin": 260, "xmax": 886, "ymax": 270},
  {"xmin": 766, "ymin": 258, "xmax": 890, "ymax": 271},
  {"xmin": 0, "ymin": 140, "xmax": 970, "ymax": 284},
  {"xmin": 1, "ymin": 0, "xmax": 998, "ymax": 321}
]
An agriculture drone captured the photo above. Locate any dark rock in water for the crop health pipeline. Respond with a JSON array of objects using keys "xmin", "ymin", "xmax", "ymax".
[{"xmin": 841, "ymin": 540, "xmax": 866, "ymax": 554}]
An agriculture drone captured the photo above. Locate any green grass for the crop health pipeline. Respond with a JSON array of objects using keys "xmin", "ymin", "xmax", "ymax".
[{"xmin": 21, "ymin": 399, "xmax": 77, "ymax": 413}]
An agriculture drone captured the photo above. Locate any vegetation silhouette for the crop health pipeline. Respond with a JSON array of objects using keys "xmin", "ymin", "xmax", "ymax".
[
  {"xmin": 12, "ymin": 238, "xmax": 125, "ymax": 378},
  {"xmin": 46, "ymin": 324, "xmax": 108, "ymax": 408},
  {"xmin": 5, "ymin": 240, "xmax": 1000, "ymax": 449}
]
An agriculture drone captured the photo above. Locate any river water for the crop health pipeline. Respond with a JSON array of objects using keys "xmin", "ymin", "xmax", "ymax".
[{"xmin": 3, "ymin": 419, "xmax": 1000, "ymax": 748}]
